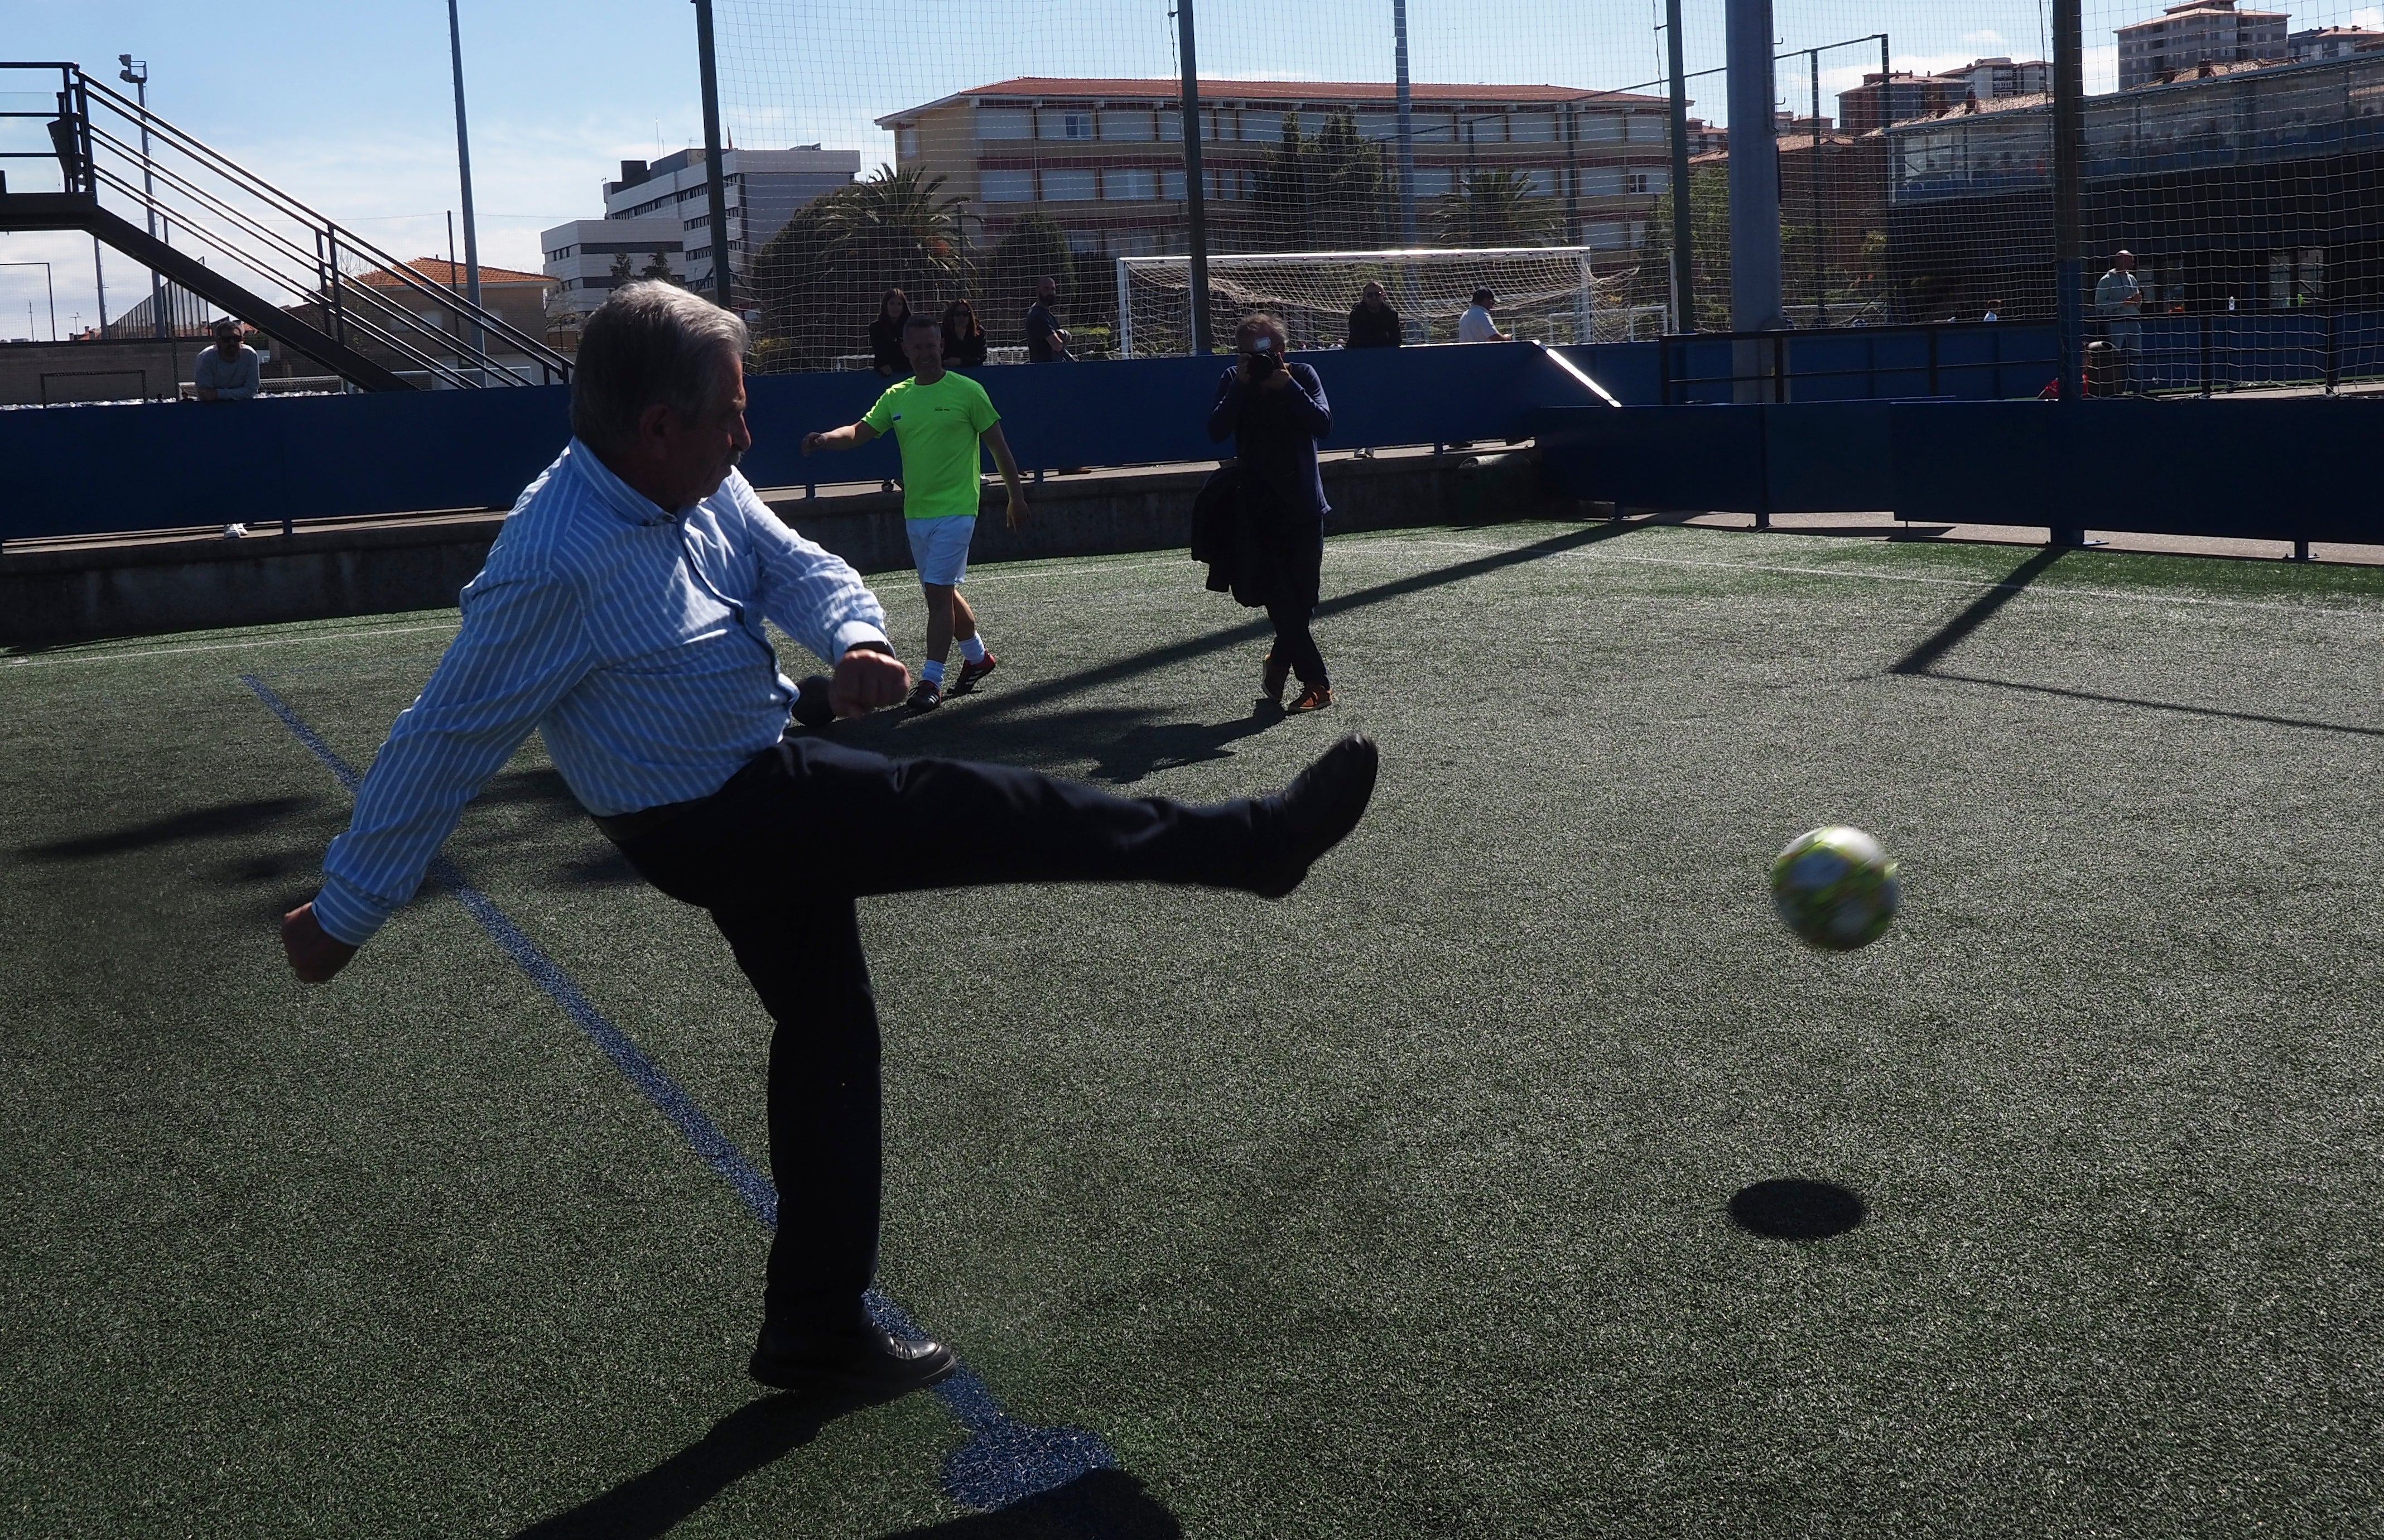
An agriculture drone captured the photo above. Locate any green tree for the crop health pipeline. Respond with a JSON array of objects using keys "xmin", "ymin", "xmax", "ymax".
[
  {"xmin": 640, "ymin": 251, "xmax": 679, "ymax": 283},
  {"xmin": 1309, "ymin": 109, "xmax": 1389, "ymax": 250},
  {"xmin": 982, "ymin": 211, "xmax": 1072, "ymax": 346},
  {"xmin": 1251, "ymin": 113, "xmax": 1312, "ymax": 252},
  {"xmin": 1644, "ymin": 164, "xmax": 1731, "ymax": 313},
  {"xmin": 829, "ymin": 162, "xmax": 965, "ymax": 300},
  {"xmin": 608, "ymin": 252, "xmax": 635, "ymax": 284},
  {"xmin": 1432, "ymin": 167, "xmax": 1557, "ymax": 247}
]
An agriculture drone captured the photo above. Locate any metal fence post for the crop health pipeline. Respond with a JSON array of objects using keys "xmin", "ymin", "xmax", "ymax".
[{"xmin": 2199, "ymin": 312, "xmax": 2212, "ymax": 397}]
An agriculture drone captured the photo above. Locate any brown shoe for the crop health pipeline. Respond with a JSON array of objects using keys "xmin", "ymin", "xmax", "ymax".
[
  {"xmin": 1261, "ymin": 651, "xmax": 1291, "ymax": 707},
  {"xmin": 1286, "ymin": 683, "xmax": 1333, "ymax": 713}
]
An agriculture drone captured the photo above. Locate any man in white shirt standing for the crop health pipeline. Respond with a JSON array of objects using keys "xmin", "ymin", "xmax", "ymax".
[
  {"xmin": 1457, "ymin": 287, "xmax": 1508, "ymax": 343},
  {"xmin": 192, "ymin": 317, "xmax": 262, "ymax": 536},
  {"xmin": 2094, "ymin": 249, "xmax": 2145, "ymax": 395},
  {"xmin": 278, "ymin": 281, "xmax": 1381, "ymax": 1402}
]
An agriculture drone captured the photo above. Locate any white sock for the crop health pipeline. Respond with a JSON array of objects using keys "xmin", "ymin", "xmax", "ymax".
[
  {"xmin": 959, "ymin": 634, "xmax": 988, "ymax": 663},
  {"xmin": 921, "ymin": 658, "xmax": 945, "ymax": 685}
]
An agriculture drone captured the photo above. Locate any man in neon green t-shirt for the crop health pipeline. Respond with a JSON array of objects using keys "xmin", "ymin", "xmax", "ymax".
[{"xmin": 805, "ymin": 315, "xmax": 1028, "ymax": 710}]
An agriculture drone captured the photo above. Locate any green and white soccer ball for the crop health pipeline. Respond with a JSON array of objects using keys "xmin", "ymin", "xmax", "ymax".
[{"xmin": 1769, "ymin": 826, "xmax": 1900, "ymax": 951}]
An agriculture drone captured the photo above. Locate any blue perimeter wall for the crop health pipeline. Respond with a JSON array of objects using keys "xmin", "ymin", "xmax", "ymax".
[
  {"xmin": 6, "ymin": 320, "xmax": 2373, "ymax": 543},
  {"xmin": 2, "ymin": 341, "xmax": 1650, "ymax": 542}
]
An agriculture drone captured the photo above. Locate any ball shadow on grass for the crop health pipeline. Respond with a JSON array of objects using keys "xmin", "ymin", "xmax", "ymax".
[{"xmin": 1728, "ymin": 1179, "xmax": 1866, "ymax": 1241}]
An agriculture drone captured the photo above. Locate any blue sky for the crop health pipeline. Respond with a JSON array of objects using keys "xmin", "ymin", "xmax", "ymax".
[{"xmin": 6, "ymin": 0, "xmax": 2370, "ymax": 338}]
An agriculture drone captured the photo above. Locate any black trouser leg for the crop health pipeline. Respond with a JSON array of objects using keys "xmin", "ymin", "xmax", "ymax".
[
  {"xmin": 1266, "ymin": 599, "xmax": 1329, "ymax": 689},
  {"xmin": 706, "ymin": 896, "xmax": 883, "ymax": 1331},
  {"xmin": 612, "ymin": 737, "xmax": 1289, "ymax": 1330}
]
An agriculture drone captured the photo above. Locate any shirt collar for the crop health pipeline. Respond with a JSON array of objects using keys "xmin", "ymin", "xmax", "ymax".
[{"xmin": 566, "ymin": 437, "xmax": 684, "ymax": 527}]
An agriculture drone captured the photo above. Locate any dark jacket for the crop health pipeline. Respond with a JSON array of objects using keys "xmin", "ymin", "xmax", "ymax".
[
  {"xmin": 942, "ymin": 322, "xmax": 988, "ymax": 368},
  {"xmin": 1025, "ymin": 299, "xmax": 1068, "ymax": 362},
  {"xmin": 1190, "ymin": 462, "xmax": 1243, "ymax": 596},
  {"xmin": 1205, "ymin": 362, "xmax": 1332, "ymax": 608},
  {"xmin": 1347, "ymin": 301, "xmax": 1402, "ymax": 348},
  {"xmin": 868, "ymin": 312, "xmax": 910, "ymax": 374}
]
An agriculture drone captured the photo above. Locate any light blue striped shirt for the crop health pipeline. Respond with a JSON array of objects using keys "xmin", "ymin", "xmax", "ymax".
[{"xmin": 314, "ymin": 439, "xmax": 890, "ymax": 945}]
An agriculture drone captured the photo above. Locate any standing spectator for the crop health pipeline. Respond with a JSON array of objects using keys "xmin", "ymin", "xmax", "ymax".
[
  {"xmin": 1346, "ymin": 281, "xmax": 1401, "ymax": 349},
  {"xmin": 804, "ymin": 315, "xmax": 1028, "ymax": 711},
  {"xmin": 940, "ymin": 298, "xmax": 988, "ymax": 368},
  {"xmin": 1982, "ymin": 301, "xmax": 2003, "ymax": 322},
  {"xmin": 2094, "ymin": 250, "xmax": 2144, "ymax": 395},
  {"xmin": 1458, "ymin": 287, "xmax": 1508, "ymax": 343},
  {"xmin": 868, "ymin": 288, "xmax": 912, "ymax": 378},
  {"xmin": 193, "ymin": 317, "xmax": 262, "ymax": 537},
  {"xmin": 1208, "ymin": 312, "xmax": 1335, "ymax": 714},
  {"xmin": 1025, "ymin": 276, "xmax": 1070, "ymax": 362}
]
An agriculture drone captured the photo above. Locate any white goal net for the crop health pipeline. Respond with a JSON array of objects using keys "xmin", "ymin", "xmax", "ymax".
[{"xmin": 1115, "ymin": 246, "xmax": 1637, "ymax": 358}]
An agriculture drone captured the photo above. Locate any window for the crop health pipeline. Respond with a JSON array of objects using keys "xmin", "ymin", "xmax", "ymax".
[
  {"xmin": 1163, "ymin": 168, "xmax": 1186, "ymax": 200},
  {"xmin": 1578, "ymin": 114, "xmax": 1625, "ymax": 142},
  {"xmin": 1237, "ymin": 110, "xmax": 1285, "ymax": 143},
  {"xmin": 977, "ymin": 107, "xmax": 1032, "ymax": 140},
  {"xmin": 1104, "ymin": 167, "xmax": 1157, "ymax": 200},
  {"xmin": 898, "ymin": 128, "xmax": 920, "ymax": 160},
  {"xmin": 1627, "ymin": 169, "xmax": 1668, "ymax": 194},
  {"xmin": 1509, "ymin": 113, "xmax": 1558, "ymax": 142},
  {"xmin": 1043, "ymin": 169, "xmax": 1097, "ymax": 200},
  {"xmin": 1158, "ymin": 109, "xmax": 1219, "ymax": 142},
  {"xmin": 1519, "ymin": 169, "xmax": 1558, "ymax": 196},
  {"xmin": 1046, "ymin": 110, "xmax": 1095, "ymax": 141},
  {"xmin": 1101, "ymin": 109, "xmax": 1154, "ymax": 142},
  {"xmin": 980, "ymin": 169, "xmax": 1035, "ymax": 202},
  {"xmin": 1576, "ymin": 166, "xmax": 1624, "ymax": 196}
]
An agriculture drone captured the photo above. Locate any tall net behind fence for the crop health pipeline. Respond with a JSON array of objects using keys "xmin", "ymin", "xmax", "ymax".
[{"xmin": 608, "ymin": 0, "xmax": 2384, "ymax": 393}]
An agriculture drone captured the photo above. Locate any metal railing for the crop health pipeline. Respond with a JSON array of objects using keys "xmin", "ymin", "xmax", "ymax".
[
  {"xmin": 2, "ymin": 62, "xmax": 570, "ymax": 388},
  {"xmin": 1655, "ymin": 319, "xmax": 2061, "ymax": 403}
]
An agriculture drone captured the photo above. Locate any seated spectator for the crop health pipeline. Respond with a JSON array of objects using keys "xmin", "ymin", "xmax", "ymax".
[
  {"xmin": 868, "ymin": 289, "xmax": 912, "ymax": 377},
  {"xmin": 1025, "ymin": 276, "xmax": 1071, "ymax": 362},
  {"xmin": 1346, "ymin": 282, "xmax": 1401, "ymax": 349},
  {"xmin": 193, "ymin": 318, "xmax": 262, "ymax": 538},
  {"xmin": 941, "ymin": 298, "xmax": 989, "ymax": 368},
  {"xmin": 1458, "ymin": 287, "xmax": 1508, "ymax": 343}
]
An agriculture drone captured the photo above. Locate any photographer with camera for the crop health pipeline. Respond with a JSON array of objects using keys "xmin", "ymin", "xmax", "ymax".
[{"xmin": 1207, "ymin": 312, "xmax": 1336, "ymax": 713}]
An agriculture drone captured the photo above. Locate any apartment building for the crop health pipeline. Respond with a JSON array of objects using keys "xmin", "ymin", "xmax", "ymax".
[
  {"xmin": 541, "ymin": 143, "xmax": 859, "ymax": 319},
  {"xmin": 2289, "ymin": 25, "xmax": 2384, "ymax": 61},
  {"xmin": 2117, "ymin": 1, "xmax": 2289, "ymax": 90},
  {"xmin": 874, "ymin": 77, "xmax": 1682, "ymax": 256},
  {"xmin": 1839, "ymin": 59, "xmax": 2051, "ymax": 135}
]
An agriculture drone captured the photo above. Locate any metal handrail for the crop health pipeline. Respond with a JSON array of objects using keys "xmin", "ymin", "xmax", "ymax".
[{"xmin": 12, "ymin": 62, "xmax": 570, "ymax": 384}]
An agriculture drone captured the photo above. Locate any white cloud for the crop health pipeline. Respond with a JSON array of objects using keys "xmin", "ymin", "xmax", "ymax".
[
  {"xmin": 1963, "ymin": 30, "xmax": 2009, "ymax": 47},
  {"xmin": 2355, "ymin": 7, "xmax": 2384, "ymax": 29}
]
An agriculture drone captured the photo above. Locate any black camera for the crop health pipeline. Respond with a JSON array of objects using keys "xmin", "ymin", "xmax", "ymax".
[{"xmin": 1246, "ymin": 335, "xmax": 1282, "ymax": 376}]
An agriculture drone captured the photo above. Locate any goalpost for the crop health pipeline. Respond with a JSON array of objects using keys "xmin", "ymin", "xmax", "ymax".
[{"xmin": 1114, "ymin": 246, "xmax": 1634, "ymax": 358}]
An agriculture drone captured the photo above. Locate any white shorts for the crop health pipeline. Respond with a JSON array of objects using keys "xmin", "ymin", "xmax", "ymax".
[{"xmin": 906, "ymin": 515, "xmax": 976, "ymax": 586}]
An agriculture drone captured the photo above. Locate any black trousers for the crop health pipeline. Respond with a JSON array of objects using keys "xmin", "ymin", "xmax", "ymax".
[
  {"xmin": 609, "ymin": 733, "xmax": 1277, "ymax": 1330},
  {"xmin": 1266, "ymin": 599, "xmax": 1329, "ymax": 689}
]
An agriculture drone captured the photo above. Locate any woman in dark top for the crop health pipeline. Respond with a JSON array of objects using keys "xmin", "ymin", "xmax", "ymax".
[
  {"xmin": 1346, "ymin": 281, "xmax": 1402, "ymax": 348},
  {"xmin": 868, "ymin": 288, "xmax": 911, "ymax": 376},
  {"xmin": 940, "ymin": 298, "xmax": 989, "ymax": 367},
  {"xmin": 1207, "ymin": 311, "xmax": 1335, "ymax": 713}
]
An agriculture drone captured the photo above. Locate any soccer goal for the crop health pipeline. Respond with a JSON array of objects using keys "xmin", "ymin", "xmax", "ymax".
[{"xmin": 1114, "ymin": 246, "xmax": 1634, "ymax": 358}]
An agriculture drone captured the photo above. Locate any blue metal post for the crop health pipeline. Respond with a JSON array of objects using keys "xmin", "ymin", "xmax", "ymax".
[
  {"xmin": 1726, "ymin": 0, "xmax": 1783, "ymax": 399},
  {"xmin": 446, "ymin": 0, "xmax": 484, "ymax": 357}
]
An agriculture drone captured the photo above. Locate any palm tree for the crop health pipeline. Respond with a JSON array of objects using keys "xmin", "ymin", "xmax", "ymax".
[
  {"xmin": 1432, "ymin": 168, "xmax": 1557, "ymax": 248},
  {"xmin": 829, "ymin": 163, "xmax": 966, "ymax": 295}
]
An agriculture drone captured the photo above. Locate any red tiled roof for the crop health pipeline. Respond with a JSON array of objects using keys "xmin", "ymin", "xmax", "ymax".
[
  {"xmin": 356, "ymin": 257, "xmax": 551, "ymax": 288},
  {"xmin": 881, "ymin": 76, "xmax": 1663, "ymax": 123}
]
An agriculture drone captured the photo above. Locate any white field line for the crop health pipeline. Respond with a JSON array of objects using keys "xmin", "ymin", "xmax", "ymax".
[
  {"xmin": 1377, "ymin": 537, "xmax": 2384, "ymax": 622},
  {"xmin": 3, "ymin": 620, "xmax": 457, "ymax": 670}
]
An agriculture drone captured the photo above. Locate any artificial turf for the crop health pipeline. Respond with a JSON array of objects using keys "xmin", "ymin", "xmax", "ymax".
[{"xmin": 5, "ymin": 518, "xmax": 2384, "ymax": 1537}]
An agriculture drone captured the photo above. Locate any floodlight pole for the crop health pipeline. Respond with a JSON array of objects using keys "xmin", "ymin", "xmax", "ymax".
[
  {"xmin": 117, "ymin": 58, "xmax": 164, "ymax": 340},
  {"xmin": 1394, "ymin": 0, "xmax": 1418, "ymax": 247},
  {"xmin": 446, "ymin": 0, "xmax": 484, "ymax": 357},
  {"xmin": 1177, "ymin": 0, "xmax": 1214, "ymax": 353},
  {"xmin": 1726, "ymin": 0, "xmax": 1784, "ymax": 405},
  {"xmin": 1665, "ymin": 0, "xmax": 1696, "ymax": 332},
  {"xmin": 2050, "ymin": 0, "xmax": 2087, "ymax": 545},
  {"xmin": 693, "ymin": 0, "xmax": 736, "ymax": 310},
  {"xmin": 2053, "ymin": 0, "xmax": 2086, "ymax": 407},
  {"xmin": 0, "ymin": 262, "xmax": 58, "ymax": 340}
]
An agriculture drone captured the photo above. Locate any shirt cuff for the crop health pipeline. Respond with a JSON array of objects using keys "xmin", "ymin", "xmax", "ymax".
[
  {"xmin": 310, "ymin": 873, "xmax": 395, "ymax": 947},
  {"xmin": 831, "ymin": 620, "xmax": 892, "ymax": 659}
]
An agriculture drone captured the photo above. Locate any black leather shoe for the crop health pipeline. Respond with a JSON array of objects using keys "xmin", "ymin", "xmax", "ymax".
[
  {"xmin": 1251, "ymin": 732, "xmax": 1379, "ymax": 899},
  {"xmin": 749, "ymin": 1319, "xmax": 958, "ymax": 1396}
]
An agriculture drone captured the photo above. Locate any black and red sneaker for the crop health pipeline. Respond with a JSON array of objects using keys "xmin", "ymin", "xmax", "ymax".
[
  {"xmin": 952, "ymin": 651, "xmax": 999, "ymax": 694},
  {"xmin": 907, "ymin": 678, "xmax": 943, "ymax": 712}
]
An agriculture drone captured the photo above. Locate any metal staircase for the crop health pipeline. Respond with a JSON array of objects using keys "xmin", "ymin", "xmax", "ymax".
[{"xmin": 1, "ymin": 62, "xmax": 570, "ymax": 391}]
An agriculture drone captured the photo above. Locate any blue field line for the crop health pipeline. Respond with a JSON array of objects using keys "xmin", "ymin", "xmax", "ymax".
[{"xmin": 239, "ymin": 673, "xmax": 1114, "ymax": 1509}]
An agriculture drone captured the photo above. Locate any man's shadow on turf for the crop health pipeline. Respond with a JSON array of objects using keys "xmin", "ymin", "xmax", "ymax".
[{"xmin": 512, "ymin": 1392, "xmax": 1179, "ymax": 1540}]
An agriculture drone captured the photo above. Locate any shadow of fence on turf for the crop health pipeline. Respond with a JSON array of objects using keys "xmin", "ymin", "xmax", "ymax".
[
  {"xmin": 1887, "ymin": 548, "xmax": 2068, "ymax": 677},
  {"xmin": 16, "ymin": 795, "xmax": 319, "ymax": 860},
  {"xmin": 927, "ymin": 517, "xmax": 1654, "ymax": 732}
]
